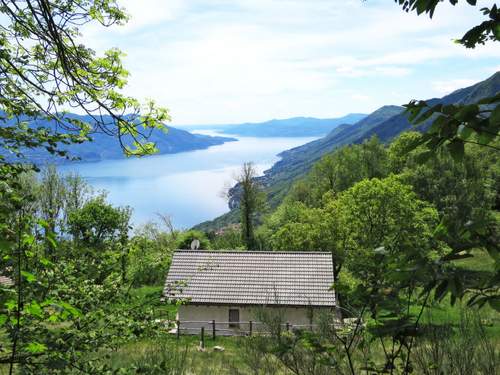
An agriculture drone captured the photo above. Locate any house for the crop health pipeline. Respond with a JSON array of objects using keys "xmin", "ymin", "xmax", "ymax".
[{"xmin": 163, "ymin": 250, "xmax": 338, "ymax": 335}]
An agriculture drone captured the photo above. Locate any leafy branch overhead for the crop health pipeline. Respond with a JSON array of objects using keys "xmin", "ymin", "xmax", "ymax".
[
  {"xmin": 395, "ymin": 1, "xmax": 500, "ymax": 48},
  {"xmin": 0, "ymin": 0, "xmax": 170, "ymax": 163},
  {"xmin": 392, "ymin": 0, "xmax": 500, "ymax": 157},
  {"xmin": 405, "ymin": 95, "xmax": 500, "ymax": 161}
]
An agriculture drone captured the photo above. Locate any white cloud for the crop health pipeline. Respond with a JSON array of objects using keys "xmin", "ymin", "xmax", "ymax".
[
  {"xmin": 77, "ymin": 0, "xmax": 500, "ymax": 124},
  {"xmin": 117, "ymin": 0, "xmax": 187, "ymax": 31}
]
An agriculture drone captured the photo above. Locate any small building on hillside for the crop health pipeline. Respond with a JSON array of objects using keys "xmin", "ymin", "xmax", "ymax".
[{"xmin": 163, "ymin": 250, "xmax": 338, "ymax": 335}]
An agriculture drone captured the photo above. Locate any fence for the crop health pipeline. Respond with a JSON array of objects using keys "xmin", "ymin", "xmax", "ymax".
[{"xmin": 173, "ymin": 320, "xmax": 325, "ymax": 339}]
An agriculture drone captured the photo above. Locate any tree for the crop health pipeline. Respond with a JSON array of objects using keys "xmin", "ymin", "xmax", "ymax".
[
  {"xmin": 0, "ymin": 0, "xmax": 170, "ymax": 185},
  {"xmin": 287, "ymin": 136, "xmax": 388, "ymax": 207},
  {"xmin": 390, "ymin": 0, "xmax": 500, "ymax": 156},
  {"xmin": 67, "ymin": 196, "xmax": 131, "ymax": 247},
  {"xmin": 389, "ymin": 132, "xmax": 498, "ymax": 244},
  {"xmin": 63, "ymin": 172, "xmax": 93, "ymax": 215},
  {"xmin": 128, "ymin": 221, "xmax": 175, "ymax": 286},
  {"xmin": 393, "ymin": 0, "xmax": 499, "ymax": 49},
  {"xmin": 262, "ymin": 201, "xmax": 332, "ymax": 249},
  {"xmin": 237, "ymin": 162, "xmax": 266, "ymax": 250},
  {"xmin": 175, "ymin": 229, "xmax": 210, "ymax": 250},
  {"xmin": 326, "ymin": 176, "xmax": 442, "ymax": 373},
  {"xmin": 329, "ymin": 176, "xmax": 440, "ymax": 305}
]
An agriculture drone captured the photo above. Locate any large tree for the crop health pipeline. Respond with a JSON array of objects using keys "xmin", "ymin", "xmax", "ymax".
[
  {"xmin": 0, "ymin": 0, "xmax": 170, "ymax": 172},
  {"xmin": 237, "ymin": 162, "xmax": 266, "ymax": 250}
]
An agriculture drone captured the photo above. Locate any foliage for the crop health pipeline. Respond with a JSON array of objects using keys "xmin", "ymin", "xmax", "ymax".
[
  {"xmin": 391, "ymin": 1, "xmax": 500, "ymax": 156},
  {"xmin": 125, "ymin": 340, "xmax": 189, "ymax": 375},
  {"xmin": 236, "ymin": 162, "xmax": 266, "ymax": 250},
  {"xmin": 0, "ymin": 0, "xmax": 170, "ymax": 164},
  {"xmin": 393, "ymin": 0, "xmax": 500, "ymax": 48},
  {"xmin": 331, "ymin": 176, "xmax": 439, "ymax": 283},
  {"xmin": 389, "ymin": 132, "xmax": 498, "ymax": 240},
  {"xmin": 0, "ymin": 166, "xmax": 178, "ymax": 372},
  {"xmin": 260, "ymin": 202, "xmax": 330, "ymax": 252},
  {"xmin": 287, "ymin": 136, "xmax": 388, "ymax": 207},
  {"xmin": 128, "ymin": 222, "xmax": 176, "ymax": 286},
  {"xmin": 254, "ymin": 127, "xmax": 499, "ymax": 373},
  {"xmin": 67, "ymin": 196, "xmax": 131, "ymax": 247},
  {"xmin": 208, "ymin": 225, "xmax": 245, "ymax": 250},
  {"xmin": 175, "ymin": 230, "xmax": 210, "ymax": 250},
  {"xmin": 0, "ymin": 3, "xmax": 170, "ymax": 366}
]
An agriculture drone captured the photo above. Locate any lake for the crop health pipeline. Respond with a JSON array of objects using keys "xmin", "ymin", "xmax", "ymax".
[{"xmin": 59, "ymin": 131, "xmax": 317, "ymax": 229}]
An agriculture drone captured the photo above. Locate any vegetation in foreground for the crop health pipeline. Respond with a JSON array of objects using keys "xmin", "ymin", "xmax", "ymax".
[{"xmin": 0, "ymin": 0, "xmax": 499, "ymax": 373}]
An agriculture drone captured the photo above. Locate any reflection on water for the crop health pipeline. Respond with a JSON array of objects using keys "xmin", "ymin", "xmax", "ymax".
[{"xmin": 59, "ymin": 132, "xmax": 317, "ymax": 229}]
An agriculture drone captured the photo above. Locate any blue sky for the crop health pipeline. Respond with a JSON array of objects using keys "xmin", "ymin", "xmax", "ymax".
[{"xmin": 83, "ymin": 0, "xmax": 500, "ymax": 125}]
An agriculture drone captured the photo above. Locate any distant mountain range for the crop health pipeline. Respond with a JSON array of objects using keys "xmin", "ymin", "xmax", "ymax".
[
  {"xmin": 1, "ymin": 112, "xmax": 369, "ymax": 164},
  {"xmin": 211, "ymin": 114, "xmax": 367, "ymax": 137},
  {"xmin": 0, "ymin": 113, "xmax": 237, "ymax": 164},
  {"xmin": 194, "ymin": 71, "xmax": 500, "ymax": 231}
]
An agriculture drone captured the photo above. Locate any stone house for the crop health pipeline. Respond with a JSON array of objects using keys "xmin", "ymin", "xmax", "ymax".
[{"xmin": 163, "ymin": 250, "xmax": 338, "ymax": 335}]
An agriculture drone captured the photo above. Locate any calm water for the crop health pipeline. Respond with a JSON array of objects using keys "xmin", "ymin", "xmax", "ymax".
[{"xmin": 59, "ymin": 131, "xmax": 316, "ymax": 229}]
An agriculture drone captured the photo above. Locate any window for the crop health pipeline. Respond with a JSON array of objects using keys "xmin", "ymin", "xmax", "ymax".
[{"xmin": 229, "ymin": 309, "xmax": 240, "ymax": 328}]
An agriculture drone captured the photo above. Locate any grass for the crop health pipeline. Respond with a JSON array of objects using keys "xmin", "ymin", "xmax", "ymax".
[{"xmin": 106, "ymin": 335, "xmax": 272, "ymax": 374}]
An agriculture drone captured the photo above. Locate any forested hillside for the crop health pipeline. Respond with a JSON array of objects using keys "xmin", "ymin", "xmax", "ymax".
[
  {"xmin": 261, "ymin": 72, "xmax": 500, "ymax": 205},
  {"xmin": 195, "ymin": 72, "xmax": 500, "ymax": 231}
]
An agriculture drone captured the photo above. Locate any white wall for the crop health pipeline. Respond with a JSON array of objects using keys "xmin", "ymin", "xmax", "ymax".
[{"xmin": 176, "ymin": 304, "xmax": 336, "ymax": 336}]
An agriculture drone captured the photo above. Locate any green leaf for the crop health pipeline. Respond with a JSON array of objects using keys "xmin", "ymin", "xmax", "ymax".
[
  {"xmin": 40, "ymin": 257, "xmax": 53, "ymax": 267},
  {"xmin": 457, "ymin": 124, "xmax": 473, "ymax": 140},
  {"xmin": 25, "ymin": 302, "xmax": 43, "ymax": 318},
  {"xmin": 454, "ymin": 104, "xmax": 479, "ymax": 121},
  {"xmin": 434, "ymin": 280, "xmax": 448, "ymax": 301},
  {"xmin": 21, "ymin": 271, "xmax": 36, "ymax": 283},
  {"xmin": 447, "ymin": 139, "xmax": 464, "ymax": 162},
  {"xmin": 59, "ymin": 302, "xmax": 82, "ymax": 318},
  {"xmin": 26, "ymin": 342, "xmax": 47, "ymax": 354}
]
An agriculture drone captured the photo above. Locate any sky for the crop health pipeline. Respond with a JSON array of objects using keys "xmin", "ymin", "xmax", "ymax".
[{"xmin": 82, "ymin": 0, "xmax": 500, "ymax": 125}]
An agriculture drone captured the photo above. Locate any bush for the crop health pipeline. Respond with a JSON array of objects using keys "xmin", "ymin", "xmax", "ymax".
[
  {"xmin": 175, "ymin": 230, "xmax": 210, "ymax": 250},
  {"xmin": 209, "ymin": 226, "xmax": 244, "ymax": 250}
]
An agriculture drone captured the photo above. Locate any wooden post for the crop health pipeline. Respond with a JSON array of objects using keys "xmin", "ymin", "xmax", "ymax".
[
  {"xmin": 286, "ymin": 322, "xmax": 290, "ymax": 332},
  {"xmin": 249, "ymin": 320, "xmax": 253, "ymax": 336},
  {"xmin": 176, "ymin": 320, "xmax": 180, "ymax": 339},
  {"xmin": 212, "ymin": 320, "xmax": 216, "ymax": 340},
  {"xmin": 200, "ymin": 327, "xmax": 205, "ymax": 349}
]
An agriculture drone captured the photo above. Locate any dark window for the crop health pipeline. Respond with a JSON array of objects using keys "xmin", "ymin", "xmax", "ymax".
[{"xmin": 229, "ymin": 309, "xmax": 240, "ymax": 328}]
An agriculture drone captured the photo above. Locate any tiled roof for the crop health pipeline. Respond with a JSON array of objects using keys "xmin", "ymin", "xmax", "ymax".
[{"xmin": 164, "ymin": 250, "xmax": 336, "ymax": 307}]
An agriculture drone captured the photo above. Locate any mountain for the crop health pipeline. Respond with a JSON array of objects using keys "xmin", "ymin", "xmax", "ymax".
[
  {"xmin": 213, "ymin": 114, "xmax": 367, "ymax": 137},
  {"xmin": 268, "ymin": 106, "xmax": 405, "ymax": 185},
  {"xmin": 0, "ymin": 113, "xmax": 237, "ymax": 164},
  {"xmin": 194, "ymin": 71, "xmax": 500, "ymax": 231}
]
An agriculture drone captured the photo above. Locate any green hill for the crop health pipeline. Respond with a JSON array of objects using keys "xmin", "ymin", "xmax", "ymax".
[{"xmin": 194, "ymin": 71, "xmax": 500, "ymax": 231}]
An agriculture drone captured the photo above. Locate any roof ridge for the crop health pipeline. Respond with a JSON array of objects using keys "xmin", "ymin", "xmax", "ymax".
[{"xmin": 174, "ymin": 249, "xmax": 332, "ymax": 255}]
